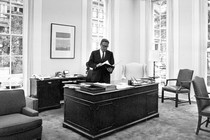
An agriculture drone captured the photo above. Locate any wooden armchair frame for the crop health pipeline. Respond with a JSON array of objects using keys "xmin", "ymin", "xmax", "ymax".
[{"xmin": 161, "ymin": 69, "xmax": 194, "ymax": 107}]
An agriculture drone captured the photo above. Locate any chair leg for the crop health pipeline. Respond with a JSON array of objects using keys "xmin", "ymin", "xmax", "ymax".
[
  {"xmin": 175, "ymin": 93, "xmax": 178, "ymax": 107},
  {"xmin": 206, "ymin": 117, "xmax": 209, "ymax": 127},
  {"xmin": 188, "ymin": 92, "xmax": 191, "ymax": 104},
  {"xmin": 196, "ymin": 115, "xmax": 202, "ymax": 135},
  {"xmin": 162, "ymin": 89, "xmax": 164, "ymax": 103}
]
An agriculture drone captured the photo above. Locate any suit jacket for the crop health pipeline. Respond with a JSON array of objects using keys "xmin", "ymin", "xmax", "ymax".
[{"xmin": 87, "ymin": 49, "xmax": 115, "ymax": 83}]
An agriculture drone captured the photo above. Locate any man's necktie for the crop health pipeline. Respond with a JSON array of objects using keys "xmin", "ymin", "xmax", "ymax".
[{"xmin": 102, "ymin": 51, "xmax": 105, "ymax": 60}]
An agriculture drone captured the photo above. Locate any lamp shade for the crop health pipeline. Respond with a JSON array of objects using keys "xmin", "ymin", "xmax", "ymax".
[{"xmin": 149, "ymin": 50, "xmax": 159, "ymax": 61}]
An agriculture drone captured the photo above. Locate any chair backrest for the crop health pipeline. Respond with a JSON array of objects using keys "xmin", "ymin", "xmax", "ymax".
[
  {"xmin": 86, "ymin": 69, "xmax": 93, "ymax": 82},
  {"xmin": 176, "ymin": 69, "xmax": 194, "ymax": 89},
  {"xmin": 86, "ymin": 61, "xmax": 93, "ymax": 82},
  {"xmin": 192, "ymin": 76, "xmax": 210, "ymax": 111},
  {"xmin": 122, "ymin": 62, "xmax": 146, "ymax": 80},
  {"xmin": 0, "ymin": 89, "xmax": 26, "ymax": 116}
]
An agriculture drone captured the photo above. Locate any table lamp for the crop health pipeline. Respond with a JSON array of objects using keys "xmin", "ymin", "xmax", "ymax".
[{"xmin": 150, "ymin": 50, "xmax": 159, "ymax": 78}]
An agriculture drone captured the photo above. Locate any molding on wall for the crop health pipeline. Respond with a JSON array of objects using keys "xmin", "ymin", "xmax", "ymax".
[
  {"xmin": 199, "ymin": 0, "xmax": 208, "ymax": 78},
  {"xmin": 81, "ymin": 0, "xmax": 88, "ymax": 74},
  {"xmin": 111, "ymin": 0, "xmax": 120, "ymax": 81},
  {"xmin": 173, "ymin": 0, "xmax": 179, "ymax": 77},
  {"xmin": 192, "ymin": 0, "xmax": 202, "ymax": 78}
]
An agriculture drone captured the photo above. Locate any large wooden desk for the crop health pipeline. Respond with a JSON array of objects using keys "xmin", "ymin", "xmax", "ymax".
[{"xmin": 63, "ymin": 83, "xmax": 159, "ymax": 139}]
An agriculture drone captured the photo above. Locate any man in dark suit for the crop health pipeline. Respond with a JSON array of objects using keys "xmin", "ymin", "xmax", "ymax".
[{"xmin": 87, "ymin": 39, "xmax": 115, "ymax": 83}]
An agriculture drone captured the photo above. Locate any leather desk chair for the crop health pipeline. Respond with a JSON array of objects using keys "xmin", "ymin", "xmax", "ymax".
[
  {"xmin": 192, "ymin": 76, "xmax": 210, "ymax": 135},
  {"xmin": 161, "ymin": 69, "xmax": 194, "ymax": 107},
  {"xmin": 86, "ymin": 62, "xmax": 93, "ymax": 82},
  {"xmin": 0, "ymin": 89, "xmax": 42, "ymax": 140}
]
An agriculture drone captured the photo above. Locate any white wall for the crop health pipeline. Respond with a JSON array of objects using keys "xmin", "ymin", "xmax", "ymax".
[
  {"xmin": 168, "ymin": 0, "xmax": 205, "ymax": 81},
  {"xmin": 178, "ymin": 0, "xmax": 193, "ymax": 70},
  {"xmin": 42, "ymin": 0, "xmax": 83, "ymax": 76},
  {"xmin": 166, "ymin": 0, "xmax": 204, "ymax": 100},
  {"xmin": 111, "ymin": 0, "xmax": 145, "ymax": 80},
  {"xmin": 30, "ymin": 0, "xmax": 84, "ymax": 77},
  {"xmin": 28, "ymin": 0, "xmax": 205, "ymax": 86},
  {"xmin": 118, "ymin": 0, "xmax": 139, "ymax": 63},
  {"xmin": 30, "ymin": 0, "xmax": 144, "ymax": 80}
]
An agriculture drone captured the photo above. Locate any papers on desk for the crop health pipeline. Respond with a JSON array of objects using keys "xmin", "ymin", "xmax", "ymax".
[
  {"xmin": 65, "ymin": 82, "xmax": 134, "ymax": 92},
  {"xmin": 31, "ymin": 74, "xmax": 51, "ymax": 80},
  {"xmin": 93, "ymin": 82, "xmax": 134, "ymax": 90},
  {"xmin": 64, "ymin": 84, "xmax": 80, "ymax": 89},
  {"xmin": 128, "ymin": 77, "xmax": 154, "ymax": 86},
  {"xmin": 115, "ymin": 83, "xmax": 133, "ymax": 90}
]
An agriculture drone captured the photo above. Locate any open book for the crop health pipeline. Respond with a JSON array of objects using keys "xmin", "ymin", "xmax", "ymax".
[
  {"xmin": 101, "ymin": 60, "xmax": 114, "ymax": 68},
  {"xmin": 98, "ymin": 60, "xmax": 114, "ymax": 73}
]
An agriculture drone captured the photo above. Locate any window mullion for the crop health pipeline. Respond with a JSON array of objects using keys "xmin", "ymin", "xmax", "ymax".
[{"xmin": 9, "ymin": 0, "xmax": 12, "ymax": 89}]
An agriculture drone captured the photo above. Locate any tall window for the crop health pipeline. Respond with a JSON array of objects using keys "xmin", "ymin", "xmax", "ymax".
[
  {"xmin": 91, "ymin": 0, "xmax": 107, "ymax": 50},
  {"xmin": 152, "ymin": 0, "xmax": 167, "ymax": 85},
  {"xmin": 208, "ymin": 0, "xmax": 210, "ymax": 86},
  {"xmin": 0, "ymin": 0, "xmax": 23, "ymax": 89},
  {"xmin": 207, "ymin": 0, "xmax": 210, "ymax": 86}
]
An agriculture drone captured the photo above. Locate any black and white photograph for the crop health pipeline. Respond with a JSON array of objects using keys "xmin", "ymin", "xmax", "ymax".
[{"xmin": 0, "ymin": 0, "xmax": 210, "ymax": 140}]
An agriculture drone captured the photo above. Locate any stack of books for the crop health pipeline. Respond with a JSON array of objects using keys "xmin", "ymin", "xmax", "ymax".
[
  {"xmin": 93, "ymin": 82, "xmax": 117, "ymax": 91},
  {"xmin": 80, "ymin": 85, "xmax": 105, "ymax": 93}
]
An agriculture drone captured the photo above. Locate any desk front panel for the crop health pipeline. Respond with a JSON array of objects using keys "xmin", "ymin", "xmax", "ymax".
[{"xmin": 63, "ymin": 83, "xmax": 159, "ymax": 139}]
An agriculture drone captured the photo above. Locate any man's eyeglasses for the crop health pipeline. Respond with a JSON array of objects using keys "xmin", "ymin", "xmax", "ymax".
[{"xmin": 102, "ymin": 45, "xmax": 108, "ymax": 47}]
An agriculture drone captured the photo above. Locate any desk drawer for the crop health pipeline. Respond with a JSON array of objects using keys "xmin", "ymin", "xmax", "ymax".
[{"xmin": 37, "ymin": 80, "xmax": 60, "ymax": 86}]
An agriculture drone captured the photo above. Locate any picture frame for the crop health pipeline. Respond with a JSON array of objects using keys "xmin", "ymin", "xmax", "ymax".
[{"xmin": 50, "ymin": 23, "xmax": 76, "ymax": 59}]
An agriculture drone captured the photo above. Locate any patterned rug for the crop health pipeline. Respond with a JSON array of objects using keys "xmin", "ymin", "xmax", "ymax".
[{"xmin": 40, "ymin": 99, "xmax": 210, "ymax": 140}]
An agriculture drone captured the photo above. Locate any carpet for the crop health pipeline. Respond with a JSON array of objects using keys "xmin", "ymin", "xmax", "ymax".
[{"xmin": 40, "ymin": 99, "xmax": 210, "ymax": 140}]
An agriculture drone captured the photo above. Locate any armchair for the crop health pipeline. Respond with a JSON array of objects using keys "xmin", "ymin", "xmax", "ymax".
[
  {"xmin": 192, "ymin": 76, "xmax": 210, "ymax": 135},
  {"xmin": 122, "ymin": 62, "xmax": 147, "ymax": 80},
  {"xmin": 86, "ymin": 61, "xmax": 93, "ymax": 82},
  {"xmin": 161, "ymin": 69, "xmax": 194, "ymax": 107},
  {"xmin": 0, "ymin": 89, "xmax": 42, "ymax": 140}
]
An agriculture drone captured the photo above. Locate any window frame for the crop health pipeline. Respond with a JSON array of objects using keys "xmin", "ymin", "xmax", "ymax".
[
  {"xmin": 0, "ymin": 0, "xmax": 24, "ymax": 89},
  {"xmin": 91, "ymin": 0, "xmax": 109, "ymax": 50},
  {"xmin": 151, "ymin": 0, "xmax": 167, "ymax": 85}
]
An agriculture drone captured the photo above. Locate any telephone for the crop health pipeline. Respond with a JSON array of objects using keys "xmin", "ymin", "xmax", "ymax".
[
  {"xmin": 32, "ymin": 74, "xmax": 44, "ymax": 80},
  {"xmin": 55, "ymin": 71, "xmax": 63, "ymax": 77},
  {"xmin": 63, "ymin": 70, "xmax": 69, "ymax": 77},
  {"xmin": 55, "ymin": 70, "xmax": 69, "ymax": 78}
]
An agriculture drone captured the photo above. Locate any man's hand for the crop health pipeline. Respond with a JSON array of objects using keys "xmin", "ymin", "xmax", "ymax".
[
  {"xmin": 96, "ymin": 63, "xmax": 103, "ymax": 67},
  {"xmin": 107, "ymin": 67, "xmax": 113, "ymax": 73}
]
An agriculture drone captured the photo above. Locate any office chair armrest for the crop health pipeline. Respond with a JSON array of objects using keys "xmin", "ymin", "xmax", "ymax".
[
  {"xmin": 165, "ymin": 79, "xmax": 177, "ymax": 86},
  {"xmin": 22, "ymin": 107, "xmax": 39, "ymax": 117},
  {"xmin": 195, "ymin": 96, "xmax": 210, "ymax": 101}
]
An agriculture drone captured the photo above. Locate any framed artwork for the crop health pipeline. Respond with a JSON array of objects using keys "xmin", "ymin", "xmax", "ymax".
[{"xmin": 50, "ymin": 23, "xmax": 76, "ymax": 59}]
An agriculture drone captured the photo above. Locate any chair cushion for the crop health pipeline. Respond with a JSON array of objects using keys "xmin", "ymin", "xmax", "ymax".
[
  {"xmin": 0, "ymin": 113, "xmax": 42, "ymax": 137},
  {"xmin": 201, "ymin": 105, "xmax": 210, "ymax": 116},
  {"xmin": 0, "ymin": 89, "xmax": 25, "ymax": 116},
  {"xmin": 162, "ymin": 85, "xmax": 190, "ymax": 93}
]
